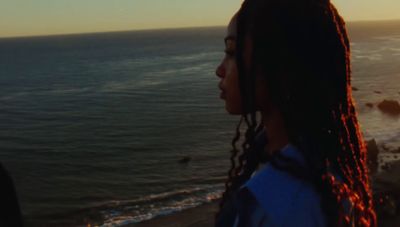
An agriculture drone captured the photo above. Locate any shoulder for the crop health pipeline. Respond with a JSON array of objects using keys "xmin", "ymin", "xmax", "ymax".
[
  {"xmin": 0, "ymin": 163, "xmax": 23, "ymax": 227},
  {"xmin": 237, "ymin": 163, "xmax": 327, "ymax": 227}
]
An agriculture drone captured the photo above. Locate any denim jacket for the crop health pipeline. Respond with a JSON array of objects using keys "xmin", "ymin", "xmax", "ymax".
[{"xmin": 215, "ymin": 130, "xmax": 329, "ymax": 227}]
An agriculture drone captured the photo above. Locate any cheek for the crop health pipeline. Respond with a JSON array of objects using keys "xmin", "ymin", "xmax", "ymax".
[
  {"xmin": 226, "ymin": 68, "xmax": 239, "ymax": 92},
  {"xmin": 225, "ymin": 63, "xmax": 243, "ymax": 114},
  {"xmin": 228, "ymin": 75, "xmax": 240, "ymax": 102}
]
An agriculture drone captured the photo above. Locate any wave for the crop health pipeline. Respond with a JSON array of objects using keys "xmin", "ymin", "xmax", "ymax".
[
  {"xmin": 46, "ymin": 87, "xmax": 93, "ymax": 95},
  {"xmin": 98, "ymin": 51, "xmax": 221, "ymax": 71},
  {"xmin": 0, "ymin": 91, "xmax": 31, "ymax": 101},
  {"xmin": 98, "ymin": 185, "xmax": 223, "ymax": 227},
  {"xmin": 157, "ymin": 63, "xmax": 214, "ymax": 76},
  {"xmin": 30, "ymin": 184, "xmax": 224, "ymax": 227},
  {"xmin": 169, "ymin": 52, "xmax": 221, "ymax": 62},
  {"xmin": 354, "ymin": 53, "xmax": 382, "ymax": 61},
  {"xmin": 98, "ymin": 61, "xmax": 214, "ymax": 93},
  {"xmin": 373, "ymin": 35, "xmax": 400, "ymax": 42},
  {"xmin": 100, "ymin": 79, "xmax": 167, "ymax": 93},
  {"xmin": 0, "ymin": 87, "xmax": 93, "ymax": 101}
]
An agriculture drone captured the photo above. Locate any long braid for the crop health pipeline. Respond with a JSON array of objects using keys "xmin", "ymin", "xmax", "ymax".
[
  {"xmin": 329, "ymin": 5, "xmax": 376, "ymax": 225},
  {"xmin": 219, "ymin": 116, "xmax": 243, "ymax": 211}
]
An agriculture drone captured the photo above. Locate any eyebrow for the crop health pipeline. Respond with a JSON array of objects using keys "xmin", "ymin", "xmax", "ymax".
[{"xmin": 224, "ymin": 35, "xmax": 236, "ymax": 44}]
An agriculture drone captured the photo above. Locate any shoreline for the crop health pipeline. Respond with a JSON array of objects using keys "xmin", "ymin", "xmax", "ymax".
[
  {"xmin": 131, "ymin": 201, "xmax": 219, "ymax": 227},
  {"xmin": 130, "ymin": 199, "xmax": 400, "ymax": 227}
]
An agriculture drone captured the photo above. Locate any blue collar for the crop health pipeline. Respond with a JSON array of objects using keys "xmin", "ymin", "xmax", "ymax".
[
  {"xmin": 241, "ymin": 140, "xmax": 309, "ymax": 224},
  {"xmin": 253, "ymin": 128, "xmax": 306, "ymax": 166}
]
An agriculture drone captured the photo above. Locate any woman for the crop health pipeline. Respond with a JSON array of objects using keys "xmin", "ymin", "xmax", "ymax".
[
  {"xmin": 0, "ymin": 163, "xmax": 23, "ymax": 226},
  {"xmin": 215, "ymin": 0, "xmax": 377, "ymax": 226}
]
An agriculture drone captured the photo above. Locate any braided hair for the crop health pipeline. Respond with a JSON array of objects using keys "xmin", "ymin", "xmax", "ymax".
[{"xmin": 217, "ymin": 0, "xmax": 377, "ymax": 226}]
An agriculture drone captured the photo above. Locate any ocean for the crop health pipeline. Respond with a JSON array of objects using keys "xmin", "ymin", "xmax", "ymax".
[{"xmin": 0, "ymin": 21, "xmax": 399, "ymax": 226}]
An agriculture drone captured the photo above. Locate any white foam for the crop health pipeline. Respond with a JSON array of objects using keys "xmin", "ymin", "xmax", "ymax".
[
  {"xmin": 97, "ymin": 185, "xmax": 223, "ymax": 227},
  {"xmin": 354, "ymin": 53, "xmax": 382, "ymax": 61}
]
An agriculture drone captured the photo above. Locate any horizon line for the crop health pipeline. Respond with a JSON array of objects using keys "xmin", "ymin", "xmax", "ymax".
[{"xmin": 1, "ymin": 18, "xmax": 400, "ymax": 40}]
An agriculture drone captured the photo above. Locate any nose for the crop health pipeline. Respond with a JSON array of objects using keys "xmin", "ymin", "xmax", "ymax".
[{"xmin": 215, "ymin": 63, "xmax": 225, "ymax": 79}]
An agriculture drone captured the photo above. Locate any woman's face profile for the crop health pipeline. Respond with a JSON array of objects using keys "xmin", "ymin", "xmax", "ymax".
[
  {"xmin": 216, "ymin": 15, "xmax": 243, "ymax": 115},
  {"xmin": 216, "ymin": 13, "xmax": 271, "ymax": 115}
]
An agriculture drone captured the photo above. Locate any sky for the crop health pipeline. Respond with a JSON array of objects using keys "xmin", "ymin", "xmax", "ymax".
[{"xmin": 0, "ymin": 0, "xmax": 399, "ymax": 38}]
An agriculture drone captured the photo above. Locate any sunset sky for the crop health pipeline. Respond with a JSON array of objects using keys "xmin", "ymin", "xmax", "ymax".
[{"xmin": 0, "ymin": 0, "xmax": 399, "ymax": 38}]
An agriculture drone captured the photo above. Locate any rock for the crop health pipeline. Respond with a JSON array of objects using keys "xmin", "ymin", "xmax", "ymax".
[
  {"xmin": 366, "ymin": 103, "xmax": 374, "ymax": 108},
  {"xmin": 178, "ymin": 156, "xmax": 191, "ymax": 164},
  {"xmin": 372, "ymin": 160, "xmax": 400, "ymax": 219},
  {"xmin": 352, "ymin": 86, "xmax": 359, "ymax": 91},
  {"xmin": 374, "ymin": 91, "xmax": 382, "ymax": 94},
  {"xmin": 381, "ymin": 144, "xmax": 390, "ymax": 151},
  {"xmin": 377, "ymin": 100, "xmax": 400, "ymax": 116},
  {"xmin": 381, "ymin": 162, "xmax": 391, "ymax": 171}
]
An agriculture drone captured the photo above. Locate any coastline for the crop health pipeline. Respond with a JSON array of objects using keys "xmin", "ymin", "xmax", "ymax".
[
  {"xmin": 130, "ymin": 199, "xmax": 400, "ymax": 227},
  {"xmin": 131, "ymin": 201, "xmax": 218, "ymax": 227}
]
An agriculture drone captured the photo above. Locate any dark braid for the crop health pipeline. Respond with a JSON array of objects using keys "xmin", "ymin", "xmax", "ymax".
[
  {"xmin": 217, "ymin": 0, "xmax": 377, "ymax": 226},
  {"xmin": 223, "ymin": 116, "xmax": 243, "ymax": 193}
]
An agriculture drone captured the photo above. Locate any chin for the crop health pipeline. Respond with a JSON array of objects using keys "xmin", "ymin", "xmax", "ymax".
[{"xmin": 225, "ymin": 104, "xmax": 243, "ymax": 115}]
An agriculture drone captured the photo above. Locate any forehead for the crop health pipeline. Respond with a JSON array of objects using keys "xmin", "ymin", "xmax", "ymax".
[{"xmin": 225, "ymin": 14, "xmax": 238, "ymax": 43}]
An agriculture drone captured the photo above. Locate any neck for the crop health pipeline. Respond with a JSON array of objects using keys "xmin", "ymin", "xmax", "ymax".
[{"xmin": 261, "ymin": 109, "xmax": 289, "ymax": 155}]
